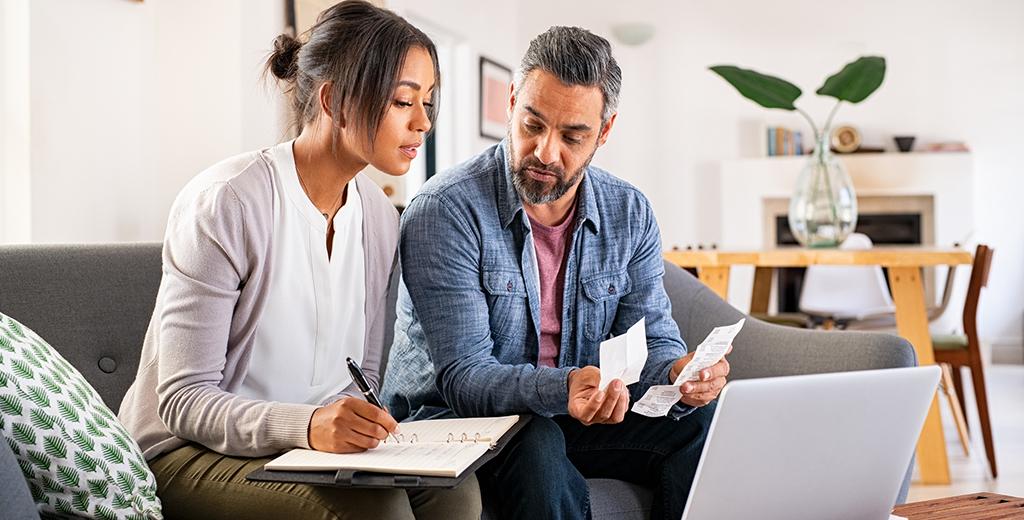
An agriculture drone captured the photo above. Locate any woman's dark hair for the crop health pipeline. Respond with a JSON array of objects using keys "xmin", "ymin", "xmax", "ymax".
[{"xmin": 266, "ymin": 0, "xmax": 439, "ymax": 145}]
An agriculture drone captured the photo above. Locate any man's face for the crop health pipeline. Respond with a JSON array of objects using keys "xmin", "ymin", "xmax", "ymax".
[{"xmin": 506, "ymin": 70, "xmax": 616, "ymax": 206}]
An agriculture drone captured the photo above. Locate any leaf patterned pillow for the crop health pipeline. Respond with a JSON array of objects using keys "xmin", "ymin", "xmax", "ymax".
[{"xmin": 0, "ymin": 312, "xmax": 162, "ymax": 519}]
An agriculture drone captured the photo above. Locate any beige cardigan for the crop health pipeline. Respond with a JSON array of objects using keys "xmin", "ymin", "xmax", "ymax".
[{"xmin": 118, "ymin": 142, "xmax": 399, "ymax": 460}]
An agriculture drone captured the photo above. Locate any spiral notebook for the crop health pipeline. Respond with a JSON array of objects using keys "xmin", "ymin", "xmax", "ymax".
[{"xmin": 251, "ymin": 415, "xmax": 525, "ymax": 487}]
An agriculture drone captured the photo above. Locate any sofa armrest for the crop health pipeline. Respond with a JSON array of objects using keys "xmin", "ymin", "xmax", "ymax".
[{"xmin": 662, "ymin": 260, "xmax": 917, "ymax": 381}]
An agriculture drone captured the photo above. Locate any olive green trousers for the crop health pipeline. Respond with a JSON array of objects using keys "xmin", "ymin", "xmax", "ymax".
[{"xmin": 150, "ymin": 443, "xmax": 482, "ymax": 520}]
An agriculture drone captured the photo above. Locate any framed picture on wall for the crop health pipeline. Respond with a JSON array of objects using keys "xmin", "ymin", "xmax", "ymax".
[{"xmin": 479, "ymin": 56, "xmax": 512, "ymax": 141}]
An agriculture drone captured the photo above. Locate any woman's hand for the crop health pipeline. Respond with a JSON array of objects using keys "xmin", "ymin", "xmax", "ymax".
[{"xmin": 307, "ymin": 397, "xmax": 399, "ymax": 453}]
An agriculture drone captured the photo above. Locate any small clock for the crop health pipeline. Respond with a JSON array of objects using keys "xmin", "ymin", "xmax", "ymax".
[{"xmin": 831, "ymin": 125, "xmax": 862, "ymax": 153}]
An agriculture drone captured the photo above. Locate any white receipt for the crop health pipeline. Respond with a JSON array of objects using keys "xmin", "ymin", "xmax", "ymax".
[
  {"xmin": 631, "ymin": 385, "xmax": 683, "ymax": 417},
  {"xmin": 675, "ymin": 318, "xmax": 745, "ymax": 385},
  {"xmin": 630, "ymin": 318, "xmax": 745, "ymax": 417},
  {"xmin": 598, "ymin": 318, "xmax": 648, "ymax": 391}
]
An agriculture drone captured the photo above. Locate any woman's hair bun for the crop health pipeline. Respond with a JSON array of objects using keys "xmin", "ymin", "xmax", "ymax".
[{"xmin": 269, "ymin": 34, "xmax": 301, "ymax": 81}]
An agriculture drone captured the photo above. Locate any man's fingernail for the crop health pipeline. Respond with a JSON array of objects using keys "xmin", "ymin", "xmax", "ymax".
[
  {"xmin": 683, "ymin": 384, "xmax": 693, "ymax": 392},
  {"xmin": 702, "ymin": 370, "xmax": 710, "ymax": 380}
]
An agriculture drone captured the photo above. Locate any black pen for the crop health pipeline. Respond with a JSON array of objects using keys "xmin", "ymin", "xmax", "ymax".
[{"xmin": 346, "ymin": 357, "xmax": 399, "ymax": 443}]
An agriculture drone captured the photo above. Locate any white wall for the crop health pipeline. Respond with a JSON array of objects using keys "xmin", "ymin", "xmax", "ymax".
[
  {"xmin": 516, "ymin": 0, "xmax": 1023, "ymax": 350},
  {"xmin": 1, "ymin": 0, "xmax": 31, "ymax": 244},
  {"xmin": 387, "ymin": 0, "xmax": 522, "ymax": 170},
  {"xmin": 4, "ymin": 0, "xmax": 1019, "ymax": 351},
  {"xmin": 5, "ymin": 0, "xmax": 285, "ymax": 244},
  {"xmin": 3, "ymin": 0, "xmax": 514, "ymax": 237}
]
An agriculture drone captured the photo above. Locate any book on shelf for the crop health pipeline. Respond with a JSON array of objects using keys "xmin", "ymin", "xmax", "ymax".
[{"xmin": 765, "ymin": 126, "xmax": 805, "ymax": 157}]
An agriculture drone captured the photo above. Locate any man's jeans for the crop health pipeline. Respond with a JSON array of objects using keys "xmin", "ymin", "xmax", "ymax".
[{"xmin": 479, "ymin": 404, "xmax": 716, "ymax": 520}]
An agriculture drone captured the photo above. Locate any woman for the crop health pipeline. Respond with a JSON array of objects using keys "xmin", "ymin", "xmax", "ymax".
[{"xmin": 117, "ymin": 2, "xmax": 481, "ymax": 518}]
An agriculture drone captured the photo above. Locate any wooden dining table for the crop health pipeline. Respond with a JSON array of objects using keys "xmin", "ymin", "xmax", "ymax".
[{"xmin": 664, "ymin": 246, "xmax": 974, "ymax": 485}]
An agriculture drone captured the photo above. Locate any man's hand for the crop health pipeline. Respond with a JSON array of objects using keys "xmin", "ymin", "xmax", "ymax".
[
  {"xmin": 567, "ymin": 366, "xmax": 630, "ymax": 426},
  {"xmin": 669, "ymin": 345, "xmax": 732, "ymax": 407},
  {"xmin": 308, "ymin": 397, "xmax": 399, "ymax": 453}
]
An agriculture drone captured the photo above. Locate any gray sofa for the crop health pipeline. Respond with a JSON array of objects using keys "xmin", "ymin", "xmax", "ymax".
[{"xmin": 0, "ymin": 243, "xmax": 917, "ymax": 519}]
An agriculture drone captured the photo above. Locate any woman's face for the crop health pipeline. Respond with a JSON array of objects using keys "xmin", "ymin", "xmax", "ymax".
[{"xmin": 357, "ymin": 46, "xmax": 436, "ymax": 176}]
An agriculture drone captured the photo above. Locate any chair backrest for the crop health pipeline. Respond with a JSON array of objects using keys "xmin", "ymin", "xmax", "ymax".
[
  {"xmin": 798, "ymin": 232, "xmax": 896, "ymax": 319},
  {"xmin": 963, "ymin": 244, "xmax": 994, "ymax": 351}
]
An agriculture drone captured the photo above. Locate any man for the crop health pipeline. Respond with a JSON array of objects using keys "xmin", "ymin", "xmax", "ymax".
[{"xmin": 382, "ymin": 26, "xmax": 730, "ymax": 520}]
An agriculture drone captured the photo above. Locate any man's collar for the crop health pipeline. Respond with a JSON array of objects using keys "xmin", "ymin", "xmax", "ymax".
[{"xmin": 496, "ymin": 139, "xmax": 601, "ymax": 234}]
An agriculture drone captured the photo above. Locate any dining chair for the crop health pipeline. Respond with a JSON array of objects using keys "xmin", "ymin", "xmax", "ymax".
[
  {"xmin": 798, "ymin": 233, "xmax": 896, "ymax": 328},
  {"xmin": 932, "ymin": 244, "xmax": 997, "ymax": 478}
]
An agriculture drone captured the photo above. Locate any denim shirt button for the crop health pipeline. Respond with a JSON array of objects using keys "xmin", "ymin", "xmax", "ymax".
[
  {"xmin": 507, "ymin": 280, "xmax": 513, "ymax": 292},
  {"xmin": 608, "ymin": 284, "xmax": 616, "ymax": 295}
]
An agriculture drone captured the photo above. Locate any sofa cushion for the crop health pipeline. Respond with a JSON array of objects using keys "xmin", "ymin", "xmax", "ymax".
[{"xmin": 0, "ymin": 312, "xmax": 162, "ymax": 519}]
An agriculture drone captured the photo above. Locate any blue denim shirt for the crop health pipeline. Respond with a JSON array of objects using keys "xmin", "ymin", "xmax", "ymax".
[{"xmin": 381, "ymin": 141, "xmax": 691, "ymax": 421}]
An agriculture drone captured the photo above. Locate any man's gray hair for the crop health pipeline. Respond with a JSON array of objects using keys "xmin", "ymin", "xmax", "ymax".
[{"xmin": 513, "ymin": 26, "xmax": 622, "ymax": 123}]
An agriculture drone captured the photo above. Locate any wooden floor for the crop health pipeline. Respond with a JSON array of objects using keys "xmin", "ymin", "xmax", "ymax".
[{"xmin": 908, "ymin": 364, "xmax": 1024, "ymax": 501}]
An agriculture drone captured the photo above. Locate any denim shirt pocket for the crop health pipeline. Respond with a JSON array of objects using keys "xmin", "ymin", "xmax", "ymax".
[
  {"xmin": 581, "ymin": 270, "xmax": 632, "ymax": 342},
  {"xmin": 482, "ymin": 268, "xmax": 529, "ymax": 341}
]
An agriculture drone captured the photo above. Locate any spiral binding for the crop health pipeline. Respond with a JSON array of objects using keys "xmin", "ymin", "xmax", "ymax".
[
  {"xmin": 383, "ymin": 433, "xmax": 419, "ymax": 444},
  {"xmin": 443, "ymin": 432, "xmax": 482, "ymax": 443},
  {"xmin": 383, "ymin": 431, "xmax": 485, "ymax": 444}
]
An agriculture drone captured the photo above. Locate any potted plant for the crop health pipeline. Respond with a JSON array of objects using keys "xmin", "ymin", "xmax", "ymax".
[{"xmin": 710, "ymin": 57, "xmax": 886, "ymax": 247}]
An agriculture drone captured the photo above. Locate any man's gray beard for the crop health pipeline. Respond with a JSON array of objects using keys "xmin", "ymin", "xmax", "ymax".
[{"xmin": 506, "ymin": 131, "xmax": 594, "ymax": 205}]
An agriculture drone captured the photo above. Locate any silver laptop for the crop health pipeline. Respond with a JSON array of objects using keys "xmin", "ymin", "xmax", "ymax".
[{"xmin": 681, "ymin": 366, "xmax": 940, "ymax": 520}]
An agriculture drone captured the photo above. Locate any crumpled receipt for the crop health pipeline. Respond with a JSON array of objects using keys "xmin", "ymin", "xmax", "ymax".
[{"xmin": 631, "ymin": 318, "xmax": 744, "ymax": 417}]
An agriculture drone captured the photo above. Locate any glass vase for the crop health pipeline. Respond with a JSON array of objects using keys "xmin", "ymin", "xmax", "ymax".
[{"xmin": 787, "ymin": 131, "xmax": 858, "ymax": 248}]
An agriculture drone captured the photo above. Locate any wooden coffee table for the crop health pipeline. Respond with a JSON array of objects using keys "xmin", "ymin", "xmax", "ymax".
[{"xmin": 892, "ymin": 493, "xmax": 1024, "ymax": 519}]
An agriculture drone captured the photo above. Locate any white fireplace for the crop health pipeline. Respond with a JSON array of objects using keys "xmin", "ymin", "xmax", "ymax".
[{"xmin": 716, "ymin": 151, "xmax": 974, "ymax": 334}]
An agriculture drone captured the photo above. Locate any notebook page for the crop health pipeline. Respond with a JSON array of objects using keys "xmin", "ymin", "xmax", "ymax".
[
  {"xmin": 264, "ymin": 443, "xmax": 490, "ymax": 477},
  {"xmin": 384, "ymin": 415, "xmax": 519, "ymax": 445}
]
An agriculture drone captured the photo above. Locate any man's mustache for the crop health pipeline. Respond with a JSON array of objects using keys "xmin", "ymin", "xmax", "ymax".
[{"xmin": 521, "ymin": 158, "xmax": 564, "ymax": 177}]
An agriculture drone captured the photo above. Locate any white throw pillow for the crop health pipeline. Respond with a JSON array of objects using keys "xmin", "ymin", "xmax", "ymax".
[{"xmin": 0, "ymin": 312, "xmax": 162, "ymax": 519}]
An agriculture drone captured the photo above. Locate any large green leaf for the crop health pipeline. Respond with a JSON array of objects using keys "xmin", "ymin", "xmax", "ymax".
[
  {"xmin": 816, "ymin": 56, "xmax": 886, "ymax": 103},
  {"xmin": 710, "ymin": 65, "xmax": 802, "ymax": 110}
]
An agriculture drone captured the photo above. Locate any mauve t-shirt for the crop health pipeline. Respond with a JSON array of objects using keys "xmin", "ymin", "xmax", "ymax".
[{"xmin": 527, "ymin": 203, "xmax": 577, "ymax": 368}]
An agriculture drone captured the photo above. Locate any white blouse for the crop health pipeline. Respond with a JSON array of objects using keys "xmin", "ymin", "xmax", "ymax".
[{"xmin": 238, "ymin": 141, "xmax": 366, "ymax": 406}]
